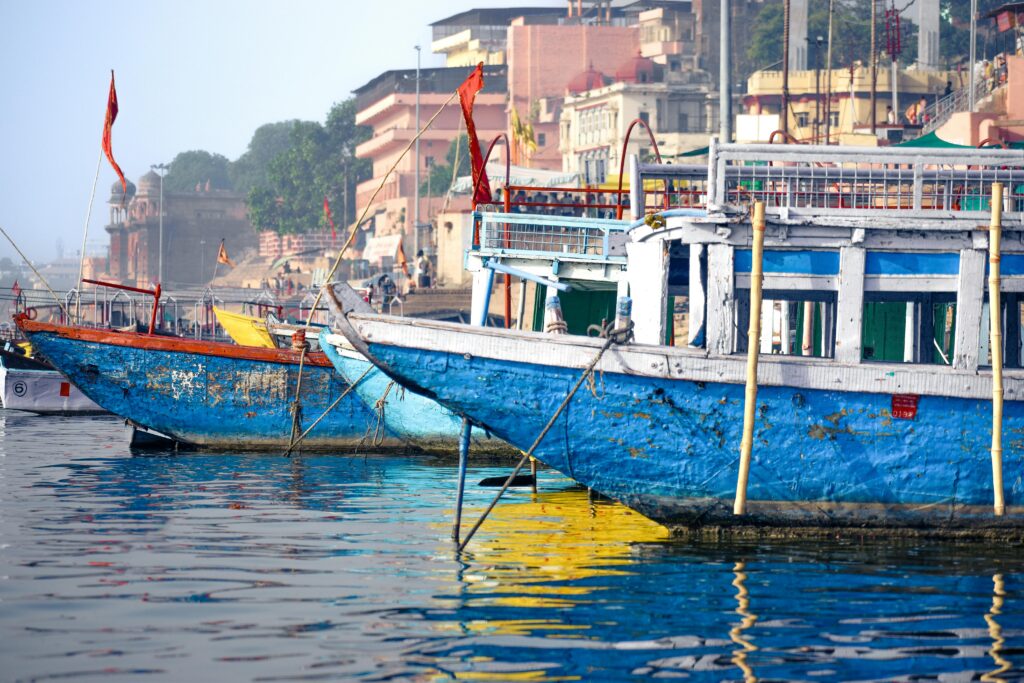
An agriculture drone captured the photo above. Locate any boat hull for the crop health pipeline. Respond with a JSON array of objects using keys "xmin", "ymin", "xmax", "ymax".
[
  {"xmin": 340, "ymin": 314, "xmax": 1024, "ymax": 531},
  {"xmin": 19, "ymin": 320, "xmax": 402, "ymax": 450},
  {"xmin": 0, "ymin": 366, "xmax": 106, "ymax": 415},
  {"xmin": 319, "ymin": 331, "xmax": 517, "ymax": 456}
]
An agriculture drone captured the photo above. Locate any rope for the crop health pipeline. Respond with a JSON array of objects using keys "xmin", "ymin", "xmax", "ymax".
[
  {"xmin": 361, "ymin": 380, "xmax": 394, "ymax": 448},
  {"xmin": 282, "ymin": 364, "xmax": 373, "ymax": 457},
  {"xmin": 457, "ymin": 332, "xmax": 623, "ymax": 552},
  {"xmin": 0, "ymin": 225, "xmax": 69, "ymax": 320},
  {"xmin": 284, "ymin": 89, "xmax": 459, "ymax": 455},
  {"xmin": 544, "ymin": 320, "xmax": 568, "ymax": 334}
]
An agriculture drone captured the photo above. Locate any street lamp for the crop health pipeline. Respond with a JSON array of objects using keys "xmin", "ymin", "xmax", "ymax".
[
  {"xmin": 151, "ymin": 163, "xmax": 169, "ymax": 284},
  {"xmin": 414, "ymin": 45, "xmax": 421, "ymax": 263},
  {"xmin": 813, "ymin": 36, "xmax": 824, "ymax": 143}
]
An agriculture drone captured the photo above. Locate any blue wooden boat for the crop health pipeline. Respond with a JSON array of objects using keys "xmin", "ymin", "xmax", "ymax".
[
  {"xmin": 335, "ymin": 142, "xmax": 1024, "ymax": 533},
  {"xmin": 17, "ymin": 317, "xmax": 403, "ymax": 451},
  {"xmin": 318, "ymin": 329, "xmax": 517, "ymax": 456}
]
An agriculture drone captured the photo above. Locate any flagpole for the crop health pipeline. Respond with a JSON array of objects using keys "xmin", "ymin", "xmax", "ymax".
[
  {"xmin": 212, "ymin": 240, "xmax": 222, "ymax": 283},
  {"xmin": 76, "ymin": 150, "xmax": 104, "ymax": 323}
]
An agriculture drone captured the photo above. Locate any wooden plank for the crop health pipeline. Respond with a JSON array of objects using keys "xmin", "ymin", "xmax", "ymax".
[
  {"xmin": 706, "ymin": 243, "xmax": 735, "ymax": 355},
  {"xmin": 834, "ymin": 247, "xmax": 866, "ymax": 364},
  {"xmin": 625, "ymin": 240, "xmax": 669, "ymax": 346},
  {"xmin": 688, "ymin": 244, "xmax": 706, "ymax": 347},
  {"xmin": 953, "ymin": 249, "xmax": 986, "ymax": 371}
]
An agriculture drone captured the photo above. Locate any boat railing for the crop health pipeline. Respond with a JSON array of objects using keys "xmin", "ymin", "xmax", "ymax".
[
  {"xmin": 82, "ymin": 278, "xmax": 161, "ymax": 334},
  {"xmin": 474, "ymin": 211, "xmax": 630, "ymax": 262},
  {"xmin": 634, "ymin": 143, "xmax": 1024, "ymax": 223}
]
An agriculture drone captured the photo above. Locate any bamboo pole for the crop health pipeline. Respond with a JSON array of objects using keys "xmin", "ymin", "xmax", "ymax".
[
  {"xmin": 734, "ymin": 202, "xmax": 766, "ymax": 516},
  {"xmin": 989, "ymin": 182, "xmax": 1006, "ymax": 517}
]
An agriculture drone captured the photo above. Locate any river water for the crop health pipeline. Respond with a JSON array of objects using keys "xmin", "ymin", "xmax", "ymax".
[{"xmin": 0, "ymin": 412, "xmax": 1022, "ymax": 682}]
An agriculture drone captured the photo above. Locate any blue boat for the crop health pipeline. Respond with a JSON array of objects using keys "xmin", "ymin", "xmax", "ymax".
[
  {"xmin": 18, "ymin": 317, "xmax": 403, "ymax": 451},
  {"xmin": 318, "ymin": 328, "xmax": 517, "ymax": 456},
  {"xmin": 335, "ymin": 142, "xmax": 1024, "ymax": 533}
]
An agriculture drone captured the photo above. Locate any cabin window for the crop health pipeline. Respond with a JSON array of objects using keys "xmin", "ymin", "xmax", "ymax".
[
  {"xmin": 861, "ymin": 294, "xmax": 957, "ymax": 364},
  {"xmin": 978, "ymin": 296, "xmax": 1024, "ymax": 369},
  {"xmin": 734, "ymin": 293, "xmax": 836, "ymax": 357}
]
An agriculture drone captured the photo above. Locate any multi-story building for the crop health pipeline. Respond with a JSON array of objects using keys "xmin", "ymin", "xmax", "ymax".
[
  {"xmin": 351, "ymin": 66, "xmax": 508, "ymax": 259},
  {"xmin": 559, "ymin": 53, "xmax": 717, "ymax": 183},
  {"xmin": 103, "ymin": 172, "xmax": 256, "ymax": 288}
]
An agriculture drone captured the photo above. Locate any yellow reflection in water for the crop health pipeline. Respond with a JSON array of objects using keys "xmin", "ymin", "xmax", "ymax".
[
  {"xmin": 729, "ymin": 561, "xmax": 759, "ymax": 683},
  {"xmin": 982, "ymin": 573, "xmax": 1011, "ymax": 683}
]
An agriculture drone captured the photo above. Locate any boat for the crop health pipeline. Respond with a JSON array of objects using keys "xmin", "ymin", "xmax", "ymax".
[
  {"xmin": 319, "ymin": 285, "xmax": 517, "ymax": 456},
  {"xmin": 15, "ymin": 317, "xmax": 403, "ymax": 450},
  {"xmin": 0, "ymin": 343, "xmax": 106, "ymax": 415},
  {"xmin": 336, "ymin": 142, "xmax": 1024, "ymax": 533}
]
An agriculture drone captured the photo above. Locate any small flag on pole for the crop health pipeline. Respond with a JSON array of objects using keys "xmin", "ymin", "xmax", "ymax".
[
  {"xmin": 217, "ymin": 240, "xmax": 235, "ymax": 268},
  {"xmin": 397, "ymin": 239, "xmax": 410, "ymax": 278},
  {"xmin": 458, "ymin": 62, "xmax": 492, "ymax": 206},
  {"xmin": 101, "ymin": 70, "xmax": 127, "ymax": 203},
  {"xmin": 11, "ymin": 280, "xmax": 22, "ymax": 300},
  {"xmin": 323, "ymin": 196, "xmax": 336, "ymax": 241}
]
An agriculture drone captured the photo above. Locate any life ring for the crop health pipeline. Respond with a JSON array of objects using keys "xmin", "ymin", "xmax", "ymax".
[{"xmin": 25, "ymin": 307, "xmax": 37, "ymax": 320}]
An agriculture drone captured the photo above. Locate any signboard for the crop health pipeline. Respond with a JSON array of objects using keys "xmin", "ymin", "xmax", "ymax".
[{"xmin": 892, "ymin": 394, "xmax": 920, "ymax": 420}]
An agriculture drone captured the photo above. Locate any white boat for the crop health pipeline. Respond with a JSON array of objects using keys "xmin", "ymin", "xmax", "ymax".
[{"xmin": 0, "ymin": 344, "xmax": 105, "ymax": 415}]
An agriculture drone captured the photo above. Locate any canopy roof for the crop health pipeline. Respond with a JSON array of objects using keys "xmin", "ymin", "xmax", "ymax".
[{"xmin": 450, "ymin": 163, "xmax": 579, "ymax": 193}]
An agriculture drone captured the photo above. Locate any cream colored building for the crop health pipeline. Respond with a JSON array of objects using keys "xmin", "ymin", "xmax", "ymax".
[
  {"xmin": 559, "ymin": 56, "xmax": 715, "ymax": 183},
  {"xmin": 744, "ymin": 65, "xmax": 959, "ymax": 143}
]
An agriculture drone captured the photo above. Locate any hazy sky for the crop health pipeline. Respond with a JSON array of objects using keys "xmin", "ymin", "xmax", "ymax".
[{"xmin": 0, "ymin": 0, "xmax": 554, "ymax": 264}]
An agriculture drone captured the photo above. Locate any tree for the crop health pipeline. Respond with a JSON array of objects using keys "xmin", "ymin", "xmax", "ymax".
[
  {"xmin": 163, "ymin": 150, "xmax": 233, "ymax": 192},
  {"xmin": 245, "ymin": 98, "xmax": 370, "ymax": 235},
  {"xmin": 229, "ymin": 121, "xmax": 301, "ymax": 194},
  {"xmin": 421, "ymin": 134, "xmax": 470, "ymax": 195}
]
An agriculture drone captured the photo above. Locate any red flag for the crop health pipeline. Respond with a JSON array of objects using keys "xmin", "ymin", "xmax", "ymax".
[
  {"xmin": 101, "ymin": 71, "xmax": 127, "ymax": 202},
  {"xmin": 323, "ymin": 196, "xmax": 336, "ymax": 241},
  {"xmin": 11, "ymin": 280, "xmax": 21, "ymax": 300},
  {"xmin": 458, "ymin": 63, "xmax": 492, "ymax": 206}
]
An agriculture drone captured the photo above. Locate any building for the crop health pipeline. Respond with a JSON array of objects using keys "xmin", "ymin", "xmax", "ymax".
[
  {"xmin": 103, "ymin": 172, "xmax": 256, "ymax": 288},
  {"xmin": 559, "ymin": 52, "xmax": 717, "ymax": 183},
  {"xmin": 743, "ymin": 65, "xmax": 958, "ymax": 143},
  {"xmin": 352, "ymin": 65, "xmax": 508, "ymax": 261},
  {"xmin": 430, "ymin": 6, "xmax": 566, "ymax": 67}
]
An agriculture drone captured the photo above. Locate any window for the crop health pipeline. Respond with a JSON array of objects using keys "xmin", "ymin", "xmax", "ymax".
[
  {"xmin": 425, "ymin": 156, "xmax": 434, "ymax": 168},
  {"xmin": 538, "ymin": 132, "xmax": 546, "ymax": 147},
  {"xmin": 639, "ymin": 111, "xmax": 650, "ymax": 126},
  {"xmin": 829, "ymin": 111, "xmax": 839, "ymax": 127},
  {"xmin": 678, "ymin": 112, "xmax": 689, "ymax": 132},
  {"xmin": 862, "ymin": 294, "xmax": 956, "ymax": 365},
  {"xmin": 796, "ymin": 112, "xmax": 809, "ymax": 128}
]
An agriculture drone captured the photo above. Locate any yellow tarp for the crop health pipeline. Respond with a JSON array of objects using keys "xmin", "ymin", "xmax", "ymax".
[{"xmin": 213, "ymin": 307, "xmax": 276, "ymax": 348}]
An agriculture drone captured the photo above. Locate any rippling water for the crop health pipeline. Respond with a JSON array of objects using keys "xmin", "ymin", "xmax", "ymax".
[{"xmin": 1, "ymin": 412, "xmax": 1022, "ymax": 682}]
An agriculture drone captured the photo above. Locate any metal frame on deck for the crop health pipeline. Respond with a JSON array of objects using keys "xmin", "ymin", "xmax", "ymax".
[{"xmin": 475, "ymin": 212, "xmax": 630, "ymax": 263}]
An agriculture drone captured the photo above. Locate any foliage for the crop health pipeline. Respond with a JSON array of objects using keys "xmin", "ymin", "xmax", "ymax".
[
  {"xmin": 163, "ymin": 150, "xmax": 233, "ymax": 192},
  {"xmin": 245, "ymin": 98, "xmax": 371, "ymax": 235},
  {"xmin": 420, "ymin": 135, "xmax": 470, "ymax": 196},
  {"xmin": 229, "ymin": 121, "xmax": 302, "ymax": 194}
]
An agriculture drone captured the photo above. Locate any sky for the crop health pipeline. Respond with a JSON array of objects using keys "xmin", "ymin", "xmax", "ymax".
[{"xmin": 0, "ymin": 0, "xmax": 555, "ymax": 265}]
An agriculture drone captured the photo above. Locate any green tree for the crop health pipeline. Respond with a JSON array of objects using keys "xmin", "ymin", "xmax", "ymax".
[
  {"xmin": 246, "ymin": 98, "xmax": 370, "ymax": 235},
  {"xmin": 230, "ymin": 121, "xmax": 301, "ymax": 194},
  {"xmin": 420, "ymin": 134, "xmax": 470, "ymax": 195},
  {"xmin": 163, "ymin": 150, "xmax": 232, "ymax": 192}
]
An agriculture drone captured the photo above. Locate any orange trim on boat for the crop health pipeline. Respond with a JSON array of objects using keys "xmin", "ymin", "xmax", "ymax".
[{"xmin": 15, "ymin": 317, "xmax": 332, "ymax": 367}]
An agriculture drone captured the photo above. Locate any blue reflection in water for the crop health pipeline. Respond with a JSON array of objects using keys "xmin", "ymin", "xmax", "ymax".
[{"xmin": 0, "ymin": 412, "xmax": 1021, "ymax": 682}]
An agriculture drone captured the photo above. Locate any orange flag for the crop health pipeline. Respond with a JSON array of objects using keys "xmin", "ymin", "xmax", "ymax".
[
  {"xmin": 323, "ymin": 196, "xmax": 336, "ymax": 241},
  {"xmin": 397, "ymin": 239, "xmax": 410, "ymax": 278},
  {"xmin": 217, "ymin": 240, "xmax": 235, "ymax": 268},
  {"xmin": 458, "ymin": 62, "xmax": 492, "ymax": 206},
  {"xmin": 101, "ymin": 70, "xmax": 127, "ymax": 202}
]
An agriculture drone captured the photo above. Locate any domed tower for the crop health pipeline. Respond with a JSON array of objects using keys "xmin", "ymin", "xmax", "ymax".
[
  {"xmin": 108, "ymin": 179, "xmax": 136, "ymax": 226},
  {"xmin": 566, "ymin": 64, "xmax": 608, "ymax": 95},
  {"xmin": 615, "ymin": 52, "xmax": 657, "ymax": 85}
]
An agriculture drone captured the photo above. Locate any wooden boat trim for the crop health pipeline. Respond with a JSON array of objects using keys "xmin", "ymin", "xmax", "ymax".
[
  {"xmin": 345, "ymin": 312, "xmax": 1024, "ymax": 402},
  {"xmin": 17, "ymin": 318, "xmax": 332, "ymax": 367}
]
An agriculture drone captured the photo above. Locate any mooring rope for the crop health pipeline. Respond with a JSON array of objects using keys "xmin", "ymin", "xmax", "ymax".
[
  {"xmin": 284, "ymin": 90, "xmax": 459, "ymax": 456},
  {"xmin": 361, "ymin": 380, "xmax": 394, "ymax": 448},
  {"xmin": 282, "ymin": 364, "xmax": 373, "ymax": 457},
  {"xmin": 457, "ymin": 329, "xmax": 629, "ymax": 552}
]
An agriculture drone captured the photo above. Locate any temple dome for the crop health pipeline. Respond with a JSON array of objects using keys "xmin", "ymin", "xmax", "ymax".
[
  {"xmin": 567, "ymin": 65, "xmax": 608, "ymax": 94},
  {"xmin": 615, "ymin": 51, "xmax": 656, "ymax": 84},
  {"xmin": 137, "ymin": 170, "xmax": 161, "ymax": 192},
  {"xmin": 109, "ymin": 179, "xmax": 136, "ymax": 203}
]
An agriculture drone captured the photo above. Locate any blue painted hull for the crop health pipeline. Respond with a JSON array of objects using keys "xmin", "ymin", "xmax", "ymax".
[
  {"xmin": 361, "ymin": 339, "xmax": 1024, "ymax": 530},
  {"xmin": 319, "ymin": 331, "xmax": 517, "ymax": 456},
  {"xmin": 23, "ymin": 326, "xmax": 403, "ymax": 451}
]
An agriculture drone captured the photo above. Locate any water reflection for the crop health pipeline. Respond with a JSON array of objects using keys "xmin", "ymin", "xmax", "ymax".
[{"xmin": 0, "ymin": 414, "xmax": 1021, "ymax": 682}]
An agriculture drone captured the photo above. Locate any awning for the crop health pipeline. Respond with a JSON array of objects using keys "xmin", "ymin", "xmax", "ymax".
[
  {"xmin": 674, "ymin": 145, "xmax": 710, "ymax": 157},
  {"xmin": 895, "ymin": 131, "xmax": 976, "ymax": 148},
  {"xmin": 450, "ymin": 162, "xmax": 579, "ymax": 193}
]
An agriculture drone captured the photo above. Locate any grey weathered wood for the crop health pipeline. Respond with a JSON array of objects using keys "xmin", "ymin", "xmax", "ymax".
[
  {"xmin": 953, "ymin": 249, "xmax": 986, "ymax": 371},
  {"xmin": 625, "ymin": 239, "xmax": 669, "ymax": 346},
  {"xmin": 834, "ymin": 247, "xmax": 866, "ymax": 364},
  {"xmin": 688, "ymin": 244, "xmax": 706, "ymax": 347},
  {"xmin": 706, "ymin": 243, "xmax": 735, "ymax": 355}
]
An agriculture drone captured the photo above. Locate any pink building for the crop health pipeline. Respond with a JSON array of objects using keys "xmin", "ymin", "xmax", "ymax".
[
  {"xmin": 352, "ymin": 66, "xmax": 508, "ymax": 259},
  {"xmin": 507, "ymin": 18, "xmax": 639, "ymax": 169}
]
